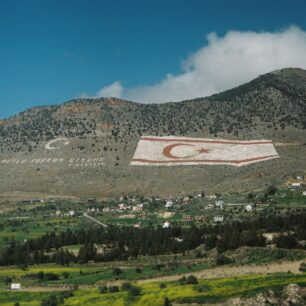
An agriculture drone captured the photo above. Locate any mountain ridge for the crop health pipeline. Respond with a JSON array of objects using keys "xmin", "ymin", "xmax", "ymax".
[{"xmin": 1, "ymin": 68, "xmax": 306, "ymax": 200}]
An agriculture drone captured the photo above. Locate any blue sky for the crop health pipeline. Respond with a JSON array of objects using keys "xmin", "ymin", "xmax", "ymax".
[{"xmin": 1, "ymin": 0, "xmax": 306, "ymax": 118}]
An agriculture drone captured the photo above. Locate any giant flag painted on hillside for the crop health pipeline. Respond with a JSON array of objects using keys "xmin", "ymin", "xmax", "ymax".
[{"xmin": 131, "ymin": 136, "xmax": 279, "ymax": 167}]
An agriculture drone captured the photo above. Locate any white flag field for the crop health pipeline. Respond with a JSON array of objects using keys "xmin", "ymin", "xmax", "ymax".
[{"xmin": 131, "ymin": 136, "xmax": 279, "ymax": 167}]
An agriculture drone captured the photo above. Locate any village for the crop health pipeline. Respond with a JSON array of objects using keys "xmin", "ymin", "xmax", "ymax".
[{"xmin": 6, "ymin": 175, "xmax": 304, "ymax": 240}]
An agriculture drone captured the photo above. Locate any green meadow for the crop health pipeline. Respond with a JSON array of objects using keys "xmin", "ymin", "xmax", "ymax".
[{"xmin": 0, "ymin": 272, "xmax": 306, "ymax": 306}]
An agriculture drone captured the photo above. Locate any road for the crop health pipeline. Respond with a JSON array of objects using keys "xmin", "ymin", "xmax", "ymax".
[{"xmin": 83, "ymin": 212, "xmax": 108, "ymax": 228}]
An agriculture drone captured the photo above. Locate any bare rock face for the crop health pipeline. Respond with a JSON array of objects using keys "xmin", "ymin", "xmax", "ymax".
[
  {"xmin": 227, "ymin": 283, "xmax": 305, "ymax": 306},
  {"xmin": 1, "ymin": 68, "xmax": 306, "ymax": 200},
  {"xmin": 281, "ymin": 283, "xmax": 304, "ymax": 306}
]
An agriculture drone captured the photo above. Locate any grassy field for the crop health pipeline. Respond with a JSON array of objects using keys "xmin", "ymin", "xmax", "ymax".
[
  {"xmin": 0, "ymin": 272, "xmax": 305, "ymax": 305},
  {"xmin": 0, "ymin": 261, "xmax": 211, "ymax": 288}
]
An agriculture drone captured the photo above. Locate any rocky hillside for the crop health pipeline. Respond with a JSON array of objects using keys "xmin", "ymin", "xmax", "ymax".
[{"xmin": 1, "ymin": 68, "xmax": 306, "ymax": 200}]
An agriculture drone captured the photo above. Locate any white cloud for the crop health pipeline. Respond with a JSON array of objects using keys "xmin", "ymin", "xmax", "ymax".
[
  {"xmin": 96, "ymin": 81, "xmax": 123, "ymax": 98},
  {"xmin": 87, "ymin": 26, "xmax": 306, "ymax": 103}
]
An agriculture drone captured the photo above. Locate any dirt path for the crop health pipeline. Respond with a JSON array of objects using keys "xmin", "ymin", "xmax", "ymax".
[
  {"xmin": 136, "ymin": 259, "xmax": 304, "ymax": 284},
  {"xmin": 83, "ymin": 212, "xmax": 108, "ymax": 228}
]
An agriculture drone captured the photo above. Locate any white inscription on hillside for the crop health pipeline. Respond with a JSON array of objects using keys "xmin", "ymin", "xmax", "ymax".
[
  {"xmin": 45, "ymin": 138, "xmax": 70, "ymax": 150},
  {"xmin": 0, "ymin": 157, "xmax": 104, "ymax": 168}
]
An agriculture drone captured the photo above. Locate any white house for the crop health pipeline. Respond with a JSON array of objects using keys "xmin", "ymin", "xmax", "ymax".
[
  {"xmin": 118, "ymin": 203, "xmax": 126, "ymax": 210},
  {"xmin": 68, "ymin": 210, "xmax": 75, "ymax": 217},
  {"xmin": 245, "ymin": 204, "xmax": 253, "ymax": 212},
  {"xmin": 290, "ymin": 182, "xmax": 303, "ymax": 189},
  {"xmin": 132, "ymin": 203, "xmax": 143, "ymax": 212},
  {"xmin": 163, "ymin": 221, "xmax": 170, "ymax": 228},
  {"xmin": 11, "ymin": 283, "xmax": 21, "ymax": 290},
  {"xmin": 303, "ymin": 191, "xmax": 306, "ymax": 196},
  {"xmin": 183, "ymin": 196, "xmax": 190, "ymax": 203},
  {"xmin": 213, "ymin": 216, "xmax": 224, "ymax": 222},
  {"xmin": 215, "ymin": 200, "xmax": 224, "ymax": 209},
  {"xmin": 165, "ymin": 200, "xmax": 173, "ymax": 208},
  {"xmin": 205, "ymin": 204, "xmax": 214, "ymax": 210}
]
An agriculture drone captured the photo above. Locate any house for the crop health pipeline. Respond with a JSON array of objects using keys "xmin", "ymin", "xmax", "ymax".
[
  {"xmin": 213, "ymin": 216, "xmax": 224, "ymax": 222},
  {"xmin": 183, "ymin": 214, "xmax": 192, "ymax": 221},
  {"xmin": 55, "ymin": 210, "xmax": 61, "ymax": 217},
  {"xmin": 205, "ymin": 204, "xmax": 214, "ymax": 210},
  {"xmin": 87, "ymin": 208, "xmax": 97, "ymax": 213},
  {"xmin": 183, "ymin": 196, "xmax": 190, "ymax": 204},
  {"xmin": 290, "ymin": 182, "xmax": 303, "ymax": 189},
  {"xmin": 118, "ymin": 203, "xmax": 126, "ymax": 210},
  {"xmin": 245, "ymin": 204, "xmax": 253, "ymax": 212},
  {"xmin": 163, "ymin": 221, "xmax": 170, "ymax": 228},
  {"xmin": 303, "ymin": 191, "xmax": 306, "ymax": 196},
  {"xmin": 11, "ymin": 283, "xmax": 21, "ymax": 290},
  {"xmin": 165, "ymin": 200, "xmax": 173, "ymax": 208},
  {"xmin": 132, "ymin": 203, "xmax": 143, "ymax": 212},
  {"xmin": 215, "ymin": 200, "xmax": 224, "ymax": 209},
  {"xmin": 133, "ymin": 222, "xmax": 141, "ymax": 228},
  {"xmin": 195, "ymin": 216, "xmax": 207, "ymax": 222},
  {"xmin": 68, "ymin": 210, "xmax": 75, "ymax": 217},
  {"xmin": 209, "ymin": 195, "xmax": 217, "ymax": 200}
]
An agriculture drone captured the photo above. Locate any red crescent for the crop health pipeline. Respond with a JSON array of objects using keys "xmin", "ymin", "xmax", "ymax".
[{"xmin": 162, "ymin": 143, "xmax": 195, "ymax": 159}]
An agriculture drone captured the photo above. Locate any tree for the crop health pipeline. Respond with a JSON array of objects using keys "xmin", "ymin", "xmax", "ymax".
[
  {"xmin": 215, "ymin": 254, "xmax": 232, "ymax": 266},
  {"xmin": 164, "ymin": 297, "xmax": 171, "ymax": 306},
  {"xmin": 266, "ymin": 185, "xmax": 277, "ymax": 196},
  {"xmin": 186, "ymin": 275, "xmax": 198, "ymax": 284},
  {"xmin": 128, "ymin": 285, "xmax": 141, "ymax": 297},
  {"xmin": 108, "ymin": 286, "xmax": 119, "ymax": 293},
  {"xmin": 62, "ymin": 272, "xmax": 69, "ymax": 279},
  {"xmin": 112, "ymin": 267, "xmax": 122, "ymax": 276},
  {"xmin": 3, "ymin": 276, "xmax": 12, "ymax": 285},
  {"xmin": 99, "ymin": 285, "xmax": 108, "ymax": 294}
]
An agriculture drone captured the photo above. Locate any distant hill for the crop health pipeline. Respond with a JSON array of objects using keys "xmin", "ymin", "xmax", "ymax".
[{"xmin": 1, "ymin": 68, "xmax": 306, "ymax": 201}]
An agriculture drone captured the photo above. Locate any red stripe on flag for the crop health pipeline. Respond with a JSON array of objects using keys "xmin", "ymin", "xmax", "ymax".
[
  {"xmin": 140, "ymin": 137, "xmax": 272, "ymax": 145},
  {"xmin": 131, "ymin": 155, "xmax": 279, "ymax": 164}
]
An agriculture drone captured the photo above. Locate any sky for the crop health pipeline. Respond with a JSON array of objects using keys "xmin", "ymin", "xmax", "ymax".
[{"xmin": 1, "ymin": 0, "xmax": 306, "ymax": 118}]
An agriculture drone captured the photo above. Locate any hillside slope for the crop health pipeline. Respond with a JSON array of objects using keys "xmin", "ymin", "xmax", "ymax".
[{"xmin": 1, "ymin": 68, "xmax": 306, "ymax": 200}]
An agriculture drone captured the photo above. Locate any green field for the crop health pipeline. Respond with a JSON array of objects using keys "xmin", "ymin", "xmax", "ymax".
[{"xmin": 0, "ymin": 272, "xmax": 306, "ymax": 306}]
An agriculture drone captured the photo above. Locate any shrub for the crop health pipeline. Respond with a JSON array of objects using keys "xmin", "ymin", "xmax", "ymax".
[
  {"xmin": 215, "ymin": 254, "xmax": 232, "ymax": 266},
  {"xmin": 112, "ymin": 267, "xmax": 122, "ymax": 276},
  {"xmin": 299, "ymin": 262, "xmax": 306, "ymax": 272},
  {"xmin": 128, "ymin": 285, "xmax": 142, "ymax": 297},
  {"xmin": 121, "ymin": 282, "xmax": 132, "ymax": 291},
  {"xmin": 186, "ymin": 275, "xmax": 198, "ymax": 284},
  {"xmin": 108, "ymin": 286, "xmax": 119, "ymax": 293},
  {"xmin": 99, "ymin": 285, "xmax": 108, "ymax": 294},
  {"xmin": 3, "ymin": 276, "xmax": 12, "ymax": 285},
  {"xmin": 159, "ymin": 282, "xmax": 167, "ymax": 289},
  {"xmin": 179, "ymin": 276, "xmax": 186, "ymax": 285},
  {"xmin": 135, "ymin": 267, "xmax": 142, "ymax": 274},
  {"xmin": 164, "ymin": 297, "xmax": 171, "ymax": 306},
  {"xmin": 62, "ymin": 272, "xmax": 69, "ymax": 279},
  {"xmin": 179, "ymin": 275, "xmax": 198, "ymax": 285}
]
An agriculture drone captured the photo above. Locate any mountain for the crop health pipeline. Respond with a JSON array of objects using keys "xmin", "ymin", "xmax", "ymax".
[{"xmin": 1, "ymin": 68, "xmax": 306, "ymax": 201}]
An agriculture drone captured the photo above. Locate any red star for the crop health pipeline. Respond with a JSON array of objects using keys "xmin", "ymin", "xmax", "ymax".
[{"xmin": 198, "ymin": 148, "xmax": 209, "ymax": 154}]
